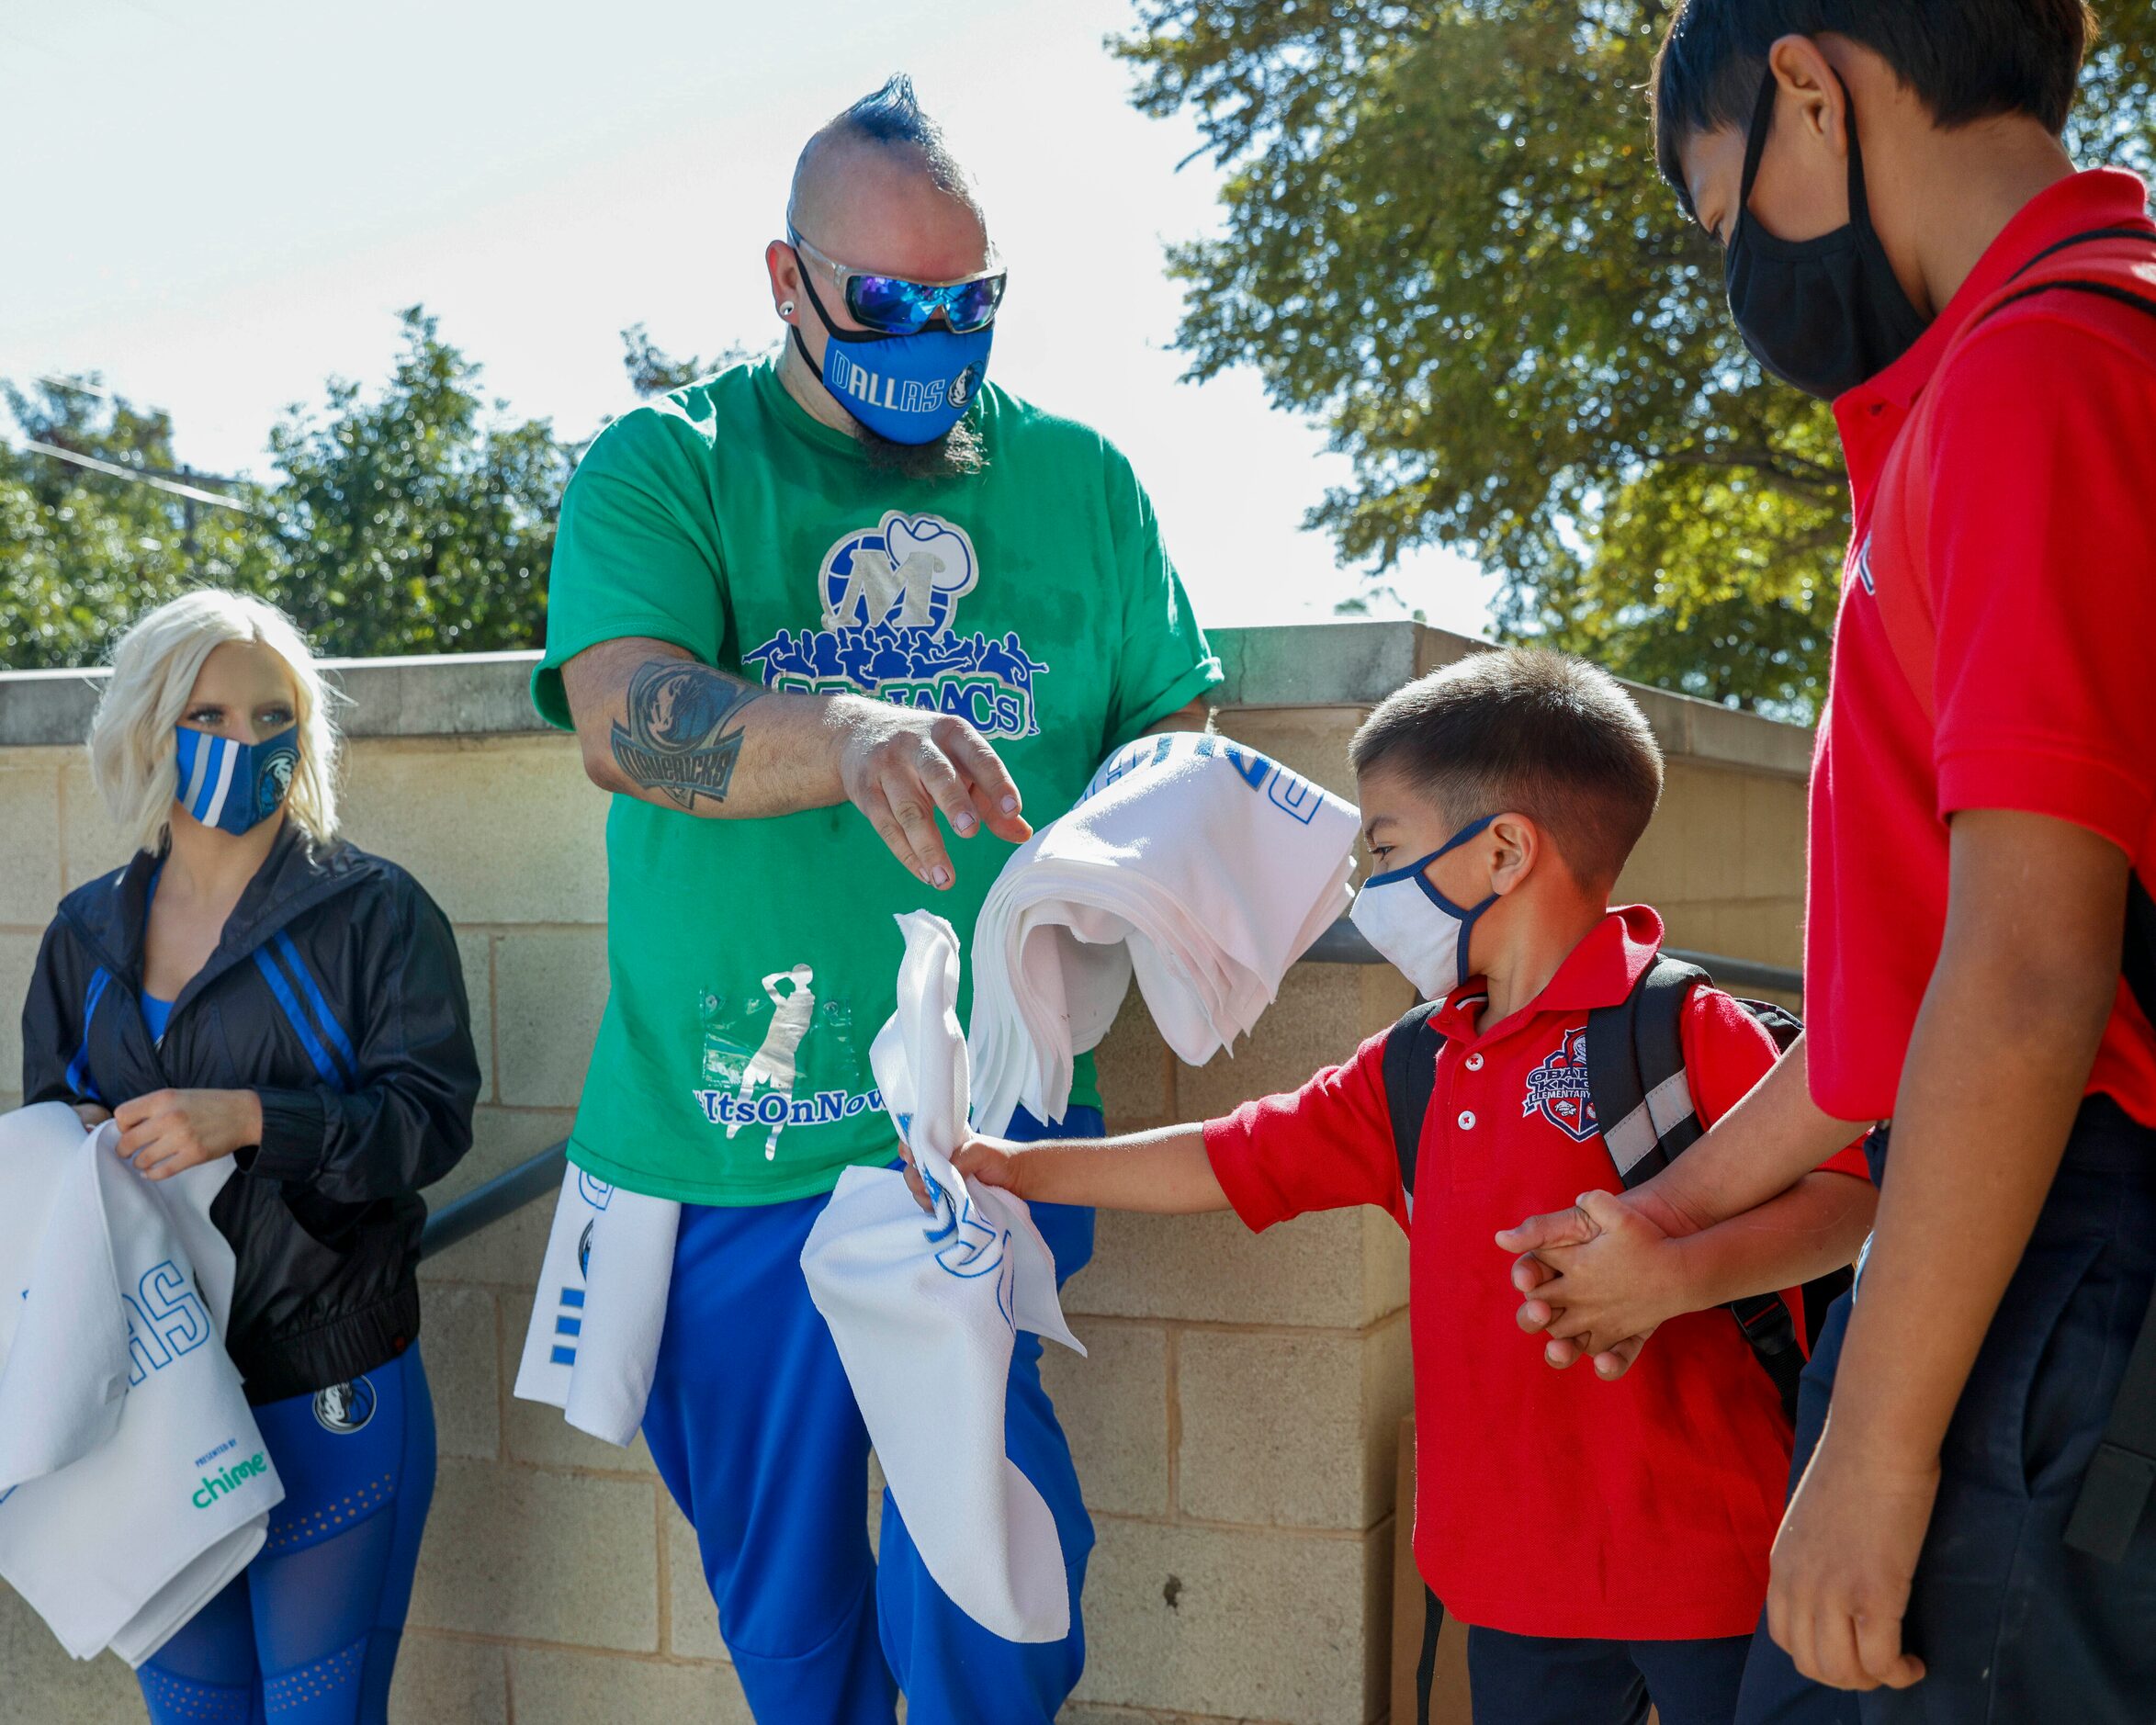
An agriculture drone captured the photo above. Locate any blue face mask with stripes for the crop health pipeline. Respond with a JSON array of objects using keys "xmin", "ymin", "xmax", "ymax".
[{"xmin": 173, "ymin": 725, "xmax": 300, "ymax": 837}]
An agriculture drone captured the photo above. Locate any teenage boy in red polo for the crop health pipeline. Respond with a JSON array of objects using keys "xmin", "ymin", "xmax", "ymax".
[
  {"xmin": 1500, "ymin": 3, "xmax": 2156, "ymax": 1718},
  {"xmin": 948, "ymin": 649, "xmax": 1875, "ymax": 1725}
]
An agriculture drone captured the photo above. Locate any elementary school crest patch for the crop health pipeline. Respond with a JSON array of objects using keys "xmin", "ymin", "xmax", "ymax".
[{"xmin": 1522, "ymin": 1027, "xmax": 1598, "ymax": 1143}]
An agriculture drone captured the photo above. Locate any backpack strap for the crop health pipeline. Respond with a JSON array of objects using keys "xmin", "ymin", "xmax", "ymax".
[
  {"xmin": 1586, "ymin": 954, "xmax": 1708, "ymax": 1185},
  {"xmin": 1587, "ymin": 953, "xmax": 1807, "ymax": 1419},
  {"xmin": 1976, "ymin": 222, "xmax": 2156, "ymax": 330},
  {"xmin": 1381, "ymin": 1001, "xmax": 1446, "ymax": 1203}
]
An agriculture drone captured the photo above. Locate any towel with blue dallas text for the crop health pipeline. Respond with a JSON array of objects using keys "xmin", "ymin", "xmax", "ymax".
[
  {"xmin": 800, "ymin": 911, "xmax": 1084, "ymax": 1644},
  {"xmin": 967, "ymin": 727, "xmax": 1361, "ymax": 1135},
  {"xmin": 0, "ymin": 1103, "xmax": 282, "ymax": 1665},
  {"xmin": 513, "ymin": 1166, "xmax": 681, "ymax": 1449}
]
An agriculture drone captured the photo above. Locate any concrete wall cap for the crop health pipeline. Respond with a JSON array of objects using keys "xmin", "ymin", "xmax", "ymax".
[{"xmin": 0, "ymin": 623, "xmax": 1812, "ymax": 775}]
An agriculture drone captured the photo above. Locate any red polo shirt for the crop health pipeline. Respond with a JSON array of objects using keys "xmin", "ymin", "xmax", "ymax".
[
  {"xmin": 1204, "ymin": 907, "xmax": 1871, "ymax": 1640},
  {"xmin": 1806, "ymin": 168, "xmax": 2156, "ymax": 1124}
]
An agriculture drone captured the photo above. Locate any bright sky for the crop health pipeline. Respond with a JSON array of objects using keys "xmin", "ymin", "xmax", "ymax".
[{"xmin": 0, "ymin": 0, "xmax": 1499, "ymax": 637}]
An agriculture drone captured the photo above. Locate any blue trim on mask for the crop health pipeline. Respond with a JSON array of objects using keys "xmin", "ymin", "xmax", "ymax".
[{"xmin": 1368, "ymin": 813, "xmax": 1503, "ymax": 992}]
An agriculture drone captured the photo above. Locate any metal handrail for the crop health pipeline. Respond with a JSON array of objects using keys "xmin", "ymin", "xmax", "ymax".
[
  {"xmin": 417, "ymin": 926, "xmax": 1802, "ymax": 1255},
  {"xmin": 419, "ymin": 1140, "xmax": 565, "ymax": 1260}
]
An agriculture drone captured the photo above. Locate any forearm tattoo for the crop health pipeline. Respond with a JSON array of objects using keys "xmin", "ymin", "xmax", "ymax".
[{"xmin": 610, "ymin": 659, "xmax": 764, "ymax": 810}]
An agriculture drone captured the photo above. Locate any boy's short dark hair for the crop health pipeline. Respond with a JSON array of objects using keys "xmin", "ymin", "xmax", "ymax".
[
  {"xmin": 1652, "ymin": 0, "xmax": 2094, "ymax": 215},
  {"xmin": 1349, "ymin": 649, "xmax": 1665, "ymax": 889}
]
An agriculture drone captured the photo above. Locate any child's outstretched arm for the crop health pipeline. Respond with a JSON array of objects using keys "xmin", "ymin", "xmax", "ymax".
[{"xmin": 952, "ymin": 1124, "xmax": 1229, "ymax": 1214}]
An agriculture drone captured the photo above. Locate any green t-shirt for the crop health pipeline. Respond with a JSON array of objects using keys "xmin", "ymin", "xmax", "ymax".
[{"xmin": 533, "ymin": 359, "xmax": 1222, "ymax": 1205}]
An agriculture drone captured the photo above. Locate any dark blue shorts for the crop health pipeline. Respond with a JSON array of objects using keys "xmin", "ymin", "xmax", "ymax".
[
  {"xmin": 1464, "ymin": 1619, "xmax": 1753, "ymax": 1725},
  {"xmin": 1753, "ymin": 1099, "xmax": 2156, "ymax": 1724}
]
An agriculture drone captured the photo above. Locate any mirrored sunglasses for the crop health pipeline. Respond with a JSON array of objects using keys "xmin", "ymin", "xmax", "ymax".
[{"xmin": 792, "ymin": 230, "xmax": 1007, "ymax": 335}]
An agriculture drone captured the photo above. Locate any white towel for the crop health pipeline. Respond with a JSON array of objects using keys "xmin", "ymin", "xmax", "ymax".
[
  {"xmin": 800, "ymin": 911, "xmax": 1083, "ymax": 1644},
  {"xmin": 968, "ymin": 730, "xmax": 1360, "ymax": 1133},
  {"xmin": 513, "ymin": 1166, "xmax": 681, "ymax": 1449},
  {"xmin": 0, "ymin": 1104, "xmax": 280, "ymax": 1665}
]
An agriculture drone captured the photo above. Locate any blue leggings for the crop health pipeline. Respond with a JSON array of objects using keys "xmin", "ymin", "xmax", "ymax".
[
  {"xmin": 642, "ymin": 1107, "xmax": 1099, "ymax": 1725},
  {"xmin": 137, "ymin": 1347, "xmax": 436, "ymax": 1725}
]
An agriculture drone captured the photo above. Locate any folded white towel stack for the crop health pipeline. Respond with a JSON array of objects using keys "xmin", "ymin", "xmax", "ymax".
[
  {"xmin": 0, "ymin": 1104, "xmax": 282, "ymax": 1666},
  {"xmin": 800, "ymin": 911, "xmax": 1084, "ymax": 1644},
  {"xmin": 967, "ymin": 729, "xmax": 1361, "ymax": 1134}
]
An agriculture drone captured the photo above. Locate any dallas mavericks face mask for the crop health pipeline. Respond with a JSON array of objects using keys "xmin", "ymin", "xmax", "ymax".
[
  {"xmin": 1724, "ymin": 69, "xmax": 1930, "ymax": 400},
  {"xmin": 1349, "ymin": 813, "xmax": 1501, "ymax": 1000},
  {"xmin": 793, "ymin": 266, "xmax": 992, "ymax": 446},
  {"xmin": 173, "ymin": 725, "xmax": 299, "ymax": 837}
]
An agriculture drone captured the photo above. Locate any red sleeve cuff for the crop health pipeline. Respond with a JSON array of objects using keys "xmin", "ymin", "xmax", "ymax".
[
  {"xmin": 1202, "ymin": 1111, "xmax": 1292, "ymax": 1233},
  {"xmin": 1817, "ymin": 1135, "xmax": 1875, "ymax": 1182},
  {"xmin": 1937, "ymin": 742, "xmax": 2151, "ymax": 859}
]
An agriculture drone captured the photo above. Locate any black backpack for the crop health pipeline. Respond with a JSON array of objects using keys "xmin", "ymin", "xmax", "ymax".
[{"xmin": 1379, "ymin": 951, "xmax": 1850, "ymax": 1422}]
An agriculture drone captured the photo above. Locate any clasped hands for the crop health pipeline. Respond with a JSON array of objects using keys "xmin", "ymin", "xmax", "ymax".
[{"xmin": 1495, "ymin": 1185, "xmax": 1698, "ymax": 1380}]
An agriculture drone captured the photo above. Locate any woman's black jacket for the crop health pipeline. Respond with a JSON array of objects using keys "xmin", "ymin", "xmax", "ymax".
[{"xmin": 20, "ymin": 823, "xmax": 480, "ymax": 1403}]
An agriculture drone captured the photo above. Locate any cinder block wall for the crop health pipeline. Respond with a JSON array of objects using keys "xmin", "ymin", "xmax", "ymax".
[{"xmin": 0, "ymin": 625, "xmax": 1812, "ymax": 1724}]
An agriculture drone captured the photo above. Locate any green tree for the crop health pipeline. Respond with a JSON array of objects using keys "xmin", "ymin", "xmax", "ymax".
[
  {"xmin": 260, "ymin": 306, "xmax": 568, "ymax": 656},
  {"xmin": 0, "ymin": 379, "xmax": 276, "ymax": 671},
  {"xmin": 2, "ymin": 313, "xmax": 768, "ymax": 669},
  {"xmin": 619, "ymin": 323, "xmax": 758, "ymax": 399},
  {"xmin": 1115, "ymin": 1, "xmax": 2156, "ymax": 713}
]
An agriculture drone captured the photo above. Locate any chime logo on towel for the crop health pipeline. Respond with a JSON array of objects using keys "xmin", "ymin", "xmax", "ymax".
[{"xmin": 742, "ymin": 512, "xmax": 1048, "ymax": 738}]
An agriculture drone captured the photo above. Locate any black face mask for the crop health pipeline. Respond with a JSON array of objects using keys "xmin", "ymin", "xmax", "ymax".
[{"xmin": 1725, "ymin": 69, "xmax": 1932, "ymax": 400}]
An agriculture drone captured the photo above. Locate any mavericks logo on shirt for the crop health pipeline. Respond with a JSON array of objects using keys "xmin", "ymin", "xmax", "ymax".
[
  {"xmin": 742, "ymin": 512, "xmax": 1049, "ymax": 738},
  {"xmin": 1523, "ymin": 1028, "xmax": 1599, "ymax": 1142}
]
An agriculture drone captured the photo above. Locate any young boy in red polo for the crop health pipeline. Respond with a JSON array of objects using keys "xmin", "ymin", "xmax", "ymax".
[
  {"xmin": 950, "ymin": 649, "xmax": 1876, "ymax": 1725},
  {"xmin": 1500, "ymin": 3, "xmax": 2156, "ymax": 1719}
]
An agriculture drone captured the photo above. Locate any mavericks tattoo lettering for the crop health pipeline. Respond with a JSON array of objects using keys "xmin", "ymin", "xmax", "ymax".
[{"xmin": 612, "ymin": 660, "xmax": 762, "ymax": 810}]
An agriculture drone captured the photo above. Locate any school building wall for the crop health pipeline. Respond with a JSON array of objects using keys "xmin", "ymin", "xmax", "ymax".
[{"xmin": 0, "ymin": 621, "xmax": 1812, "ymax": 1725}]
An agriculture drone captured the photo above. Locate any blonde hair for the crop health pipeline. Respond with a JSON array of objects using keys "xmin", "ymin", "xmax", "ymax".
[{"xmin": 89, "ymin": 591, "xmax": 343, "ymax": 855}]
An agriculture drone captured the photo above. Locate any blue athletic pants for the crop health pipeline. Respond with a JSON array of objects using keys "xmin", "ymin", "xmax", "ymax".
[
  {"xmin": 641, "ymin": 1106, "xmax": 1099, "ymax": 1725},
  {"xmin": 138, "ymin": 1347, "xmax": 436, "ymax": 1725},
  {"xmin": 1744, "ymin": 1100, "xmax": 2156, "ymax": 1724},
  {"xmin": 1466, "ymin": 1624, "xmax": 1755, "ymax": 1725}
]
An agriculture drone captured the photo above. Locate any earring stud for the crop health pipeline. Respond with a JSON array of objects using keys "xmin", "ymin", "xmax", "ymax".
[{"xmin": 780, "ymin": 300, "xmax": 796, "ymax": 319}]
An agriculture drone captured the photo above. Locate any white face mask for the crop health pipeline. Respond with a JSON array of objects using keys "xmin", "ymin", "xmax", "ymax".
[{"xmin": 1348, "ymin": 813, "xmax": 1500, "ymax": 1000}]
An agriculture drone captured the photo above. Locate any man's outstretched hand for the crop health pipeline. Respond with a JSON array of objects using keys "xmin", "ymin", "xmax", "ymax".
[{"xmin": 836, "ymin": 705, "xmax": 1033, "ymax": 890}]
